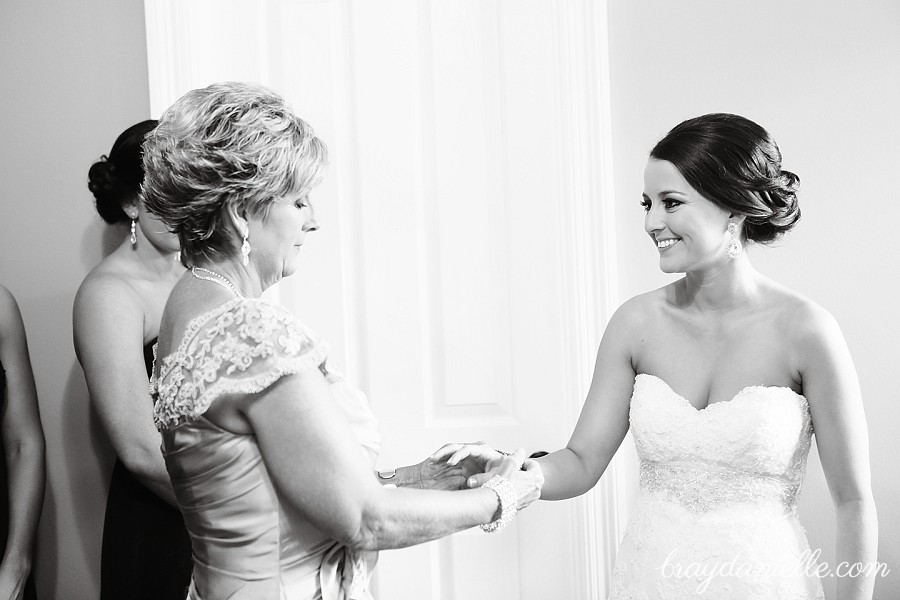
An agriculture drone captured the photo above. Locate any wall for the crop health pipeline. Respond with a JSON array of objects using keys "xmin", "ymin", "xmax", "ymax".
[
  {"xmin": 0, "ymin": 0, "xmax": 151, "ymax": 598},
  {"xmin": 606, "ymin": 1, "xmax": 899, "ymax": 598}
]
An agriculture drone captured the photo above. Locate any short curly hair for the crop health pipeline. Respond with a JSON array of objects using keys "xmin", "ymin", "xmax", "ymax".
[
  {"xmin": 650, "ymin": 113, "xmax": 800, "ymax": 244},
  {"xmin": 141, "ymin": 82, "xmax": 328, "ymax": 266}
]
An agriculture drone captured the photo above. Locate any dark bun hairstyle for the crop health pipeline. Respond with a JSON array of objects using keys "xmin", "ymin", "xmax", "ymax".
[
  {"xmin": 650, "ymin": 113, "xmax": 800, "ymax": 244},
  {"xmin": 87, "ymin": 120, "xmax": 158, "ymax": 224}
]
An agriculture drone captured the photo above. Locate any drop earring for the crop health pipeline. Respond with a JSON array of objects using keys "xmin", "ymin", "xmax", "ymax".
[
  {"xmin": 241, "ymin": 233, "xmax": 251, "ymax": 266},
  {"xmin": 726, "ymin": 222, "xmax": 742, "ymax": 259},
  {"xmin": 130, "ymin": 219, "xmax": 137, "ymax": 247}
]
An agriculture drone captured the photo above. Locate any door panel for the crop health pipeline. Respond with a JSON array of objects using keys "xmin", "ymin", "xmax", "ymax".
[{"xmin": 145, "ymin": 1, "xmax": 622, "ymax": 597}]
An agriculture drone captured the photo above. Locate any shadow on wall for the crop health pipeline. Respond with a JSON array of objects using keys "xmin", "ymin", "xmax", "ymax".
[
  {"xmin": 62, "ymin": 361, "xmax": 115, "ymax": 599},
  {"xmin": 29, "ymin": 213, "xmax": 125, "ymax": 599},
  {"xmin": 38, "ymin": 363, "xmax": 115, "ymax": 600}
]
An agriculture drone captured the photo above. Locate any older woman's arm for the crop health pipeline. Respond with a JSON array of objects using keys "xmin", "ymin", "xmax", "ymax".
[
  {"xmin": 73, "ymin": 275, "xmax": 177, "ymax": 506},
  {"xmin": 213, "ymin": 363, "xmax": 542, "ymax": 551},
  {"xmin": 796, "ymin": 303, "xmax": 878, "ymax": 600},
  {"xmin": 0, "ymin": 286, "xmax": 46, "ymax": 597}
]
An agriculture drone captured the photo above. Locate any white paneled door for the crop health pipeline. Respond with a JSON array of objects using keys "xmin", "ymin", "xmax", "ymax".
[{"xmin": 145, "ymin": 1, "xmax": 622, "ymax": 598}]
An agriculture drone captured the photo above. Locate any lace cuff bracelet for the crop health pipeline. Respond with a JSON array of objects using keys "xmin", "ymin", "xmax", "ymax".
[{"xmin": 480, "ymin": 475, "xmax": 517, "ymax": 533}]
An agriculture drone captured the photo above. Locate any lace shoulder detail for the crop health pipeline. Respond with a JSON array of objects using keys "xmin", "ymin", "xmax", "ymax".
[{"xmin": 151, "ymin": 298, "xmax": 329, "ymax": 430}]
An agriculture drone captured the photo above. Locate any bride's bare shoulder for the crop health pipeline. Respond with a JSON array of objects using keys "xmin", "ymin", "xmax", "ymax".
[
  {"xmin": 760, "ymin": 279, "xmax": 834, "ymax": 327},
  {"xmin": 617, "ymin": 282, "xmax": 678, "ymax": 316},
  {"xmin": 607, "ymin": 282, "xmax": 678, "ymax": 335},
  {"xmin": 751, "ymin": 279, "xmax": 845, "ymax": 366}
]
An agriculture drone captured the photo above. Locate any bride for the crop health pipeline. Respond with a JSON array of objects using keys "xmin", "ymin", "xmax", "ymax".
[{"xmin": 441, "ymin": 113, "xmax": 878, "ymax": 599}]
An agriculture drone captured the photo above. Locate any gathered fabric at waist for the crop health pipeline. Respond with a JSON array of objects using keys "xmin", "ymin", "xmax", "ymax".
[
  {"xmin": 188, "ymin": 542, "xmax": 375, "ymax": 600},
  {"xmin": 639, "ymin": 460, "xmax": 800, "ymax": 514},
  {"xmin": 186, "ymin": 570, "xmax": 316, "ymax": 600}
]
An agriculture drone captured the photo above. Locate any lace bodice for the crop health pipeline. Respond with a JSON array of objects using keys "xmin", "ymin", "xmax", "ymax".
[
  {"xmin": 631, "ymin": 374, "xmax": 813, "ymax": 514},
  {"xmin": 151, "ymin": 298, "xmax": 334, "ymax": 430},
  {"xmin": 149, "ymin": 297, "xmax": 380, "ymax": 600},
  {"xmin": 609, "ymin": 374, "xmax": 823, "ymax": 600}
]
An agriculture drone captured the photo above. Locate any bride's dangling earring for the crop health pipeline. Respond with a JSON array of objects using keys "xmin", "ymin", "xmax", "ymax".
[
  {"xmin": 726, "ymin": 222, "xmax": 742, "ymax": 259},
  {"xmin": 130, "ymin": 218, "xmax": 138, "ymax": 248}
]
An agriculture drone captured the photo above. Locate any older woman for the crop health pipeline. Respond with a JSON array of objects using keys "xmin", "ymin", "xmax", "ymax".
[{"xmin": 142, "ymin": 81, "xmax": 542, "ymax": 600}]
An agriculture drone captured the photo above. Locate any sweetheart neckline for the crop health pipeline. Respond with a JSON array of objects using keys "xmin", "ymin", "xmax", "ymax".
[{"xmin": 635, "ymin": 373, "xmax": 807, "ymax": 412}]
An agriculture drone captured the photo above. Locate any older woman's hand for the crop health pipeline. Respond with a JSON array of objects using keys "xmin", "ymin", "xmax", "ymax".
[
  {"xmin": 430, "ymin": 441, "xmax": 517, "ymax": 488},
  {"xmin": 431, "ymin": 443, "xmax": 545, "ymax": 509},
  {"xmin": 403, "ymin": 457, "xmax": 479, "ymax": 491},
  {"xmin": 386, "ymin": 442, "xmax": 491, "ymax": 490}
]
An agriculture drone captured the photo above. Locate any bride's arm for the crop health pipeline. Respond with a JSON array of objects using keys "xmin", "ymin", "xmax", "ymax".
[
  {"xmin": 537, "ymin": 299, "xmax": 640, "ymax": 501},
  {"xmin": 794, "ymin": 302, "xmax": 877, "ymax": 600}
]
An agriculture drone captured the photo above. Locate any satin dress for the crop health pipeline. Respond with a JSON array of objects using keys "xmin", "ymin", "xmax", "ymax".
[{"xmin": 151, "ymin": 298, "xmax": 381, "ymax": 600}]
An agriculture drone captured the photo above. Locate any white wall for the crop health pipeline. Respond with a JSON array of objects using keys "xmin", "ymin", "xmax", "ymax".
[
  {"xmin": 606, "ymin": 1, "xmax": 899, "ymax": 598},
  {"xmin": 0, "ymin": 1, "xmax": 151, "ymax": 598}
]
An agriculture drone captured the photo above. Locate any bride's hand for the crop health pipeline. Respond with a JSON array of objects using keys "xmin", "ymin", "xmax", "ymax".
[
  {"xmin": 509, "ymin": 458, "xmax": 544, "ymax": 510},
  {"xmin": 476, "ymin": 449, "xmax": 544, "ymax": 512}
]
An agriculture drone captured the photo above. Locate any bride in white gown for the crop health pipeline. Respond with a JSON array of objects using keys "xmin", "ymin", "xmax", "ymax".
[{"xmin": 441, "ymin": 114, "xmax": 878, "ymax": 599}]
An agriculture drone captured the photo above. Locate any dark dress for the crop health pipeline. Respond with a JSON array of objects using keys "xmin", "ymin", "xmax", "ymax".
[
  {"xmin": 99, "ymin": 341, "xmax": 192, "ymax": 600},
  {"xmin": 0, "ymin": 361, "xmax": 38, "ymax": 599}
]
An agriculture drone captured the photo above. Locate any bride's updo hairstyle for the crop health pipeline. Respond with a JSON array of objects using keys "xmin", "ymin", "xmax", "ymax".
[
  {"xmin": 141, "ymin": 82, "xmax": 328, "ymax": 267},
  {"xmin": 650, "ymin": 113, "xmax": 800, "ymax": 244},
  {"xmin": 87, "ymin": 120, "xmax": 157, "ymax": 223}
]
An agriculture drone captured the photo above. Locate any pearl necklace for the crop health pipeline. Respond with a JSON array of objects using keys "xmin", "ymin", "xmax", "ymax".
[{"xmin": 191, "ymin": 267, "xmax": 244, "ymax": 298}]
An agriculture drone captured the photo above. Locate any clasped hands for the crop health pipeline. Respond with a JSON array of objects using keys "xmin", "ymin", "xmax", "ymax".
[{"xmin": 409, "ymin": 442, "xmax": 544, "ymax": 511}]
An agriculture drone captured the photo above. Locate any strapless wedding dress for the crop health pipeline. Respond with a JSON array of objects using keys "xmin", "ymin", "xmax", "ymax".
[{"xmin": 609, "ymin": 373, "xmax": 824, "ymax": 600}]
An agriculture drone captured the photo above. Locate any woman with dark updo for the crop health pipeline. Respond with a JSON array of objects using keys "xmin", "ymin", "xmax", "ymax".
[
  {"xmin": 441, "ymin": 114, "xmax": 878, "ymax": 599},
  {"xmin": 75, "ymin": 121, "xmax": 191, "ymax": 599}
]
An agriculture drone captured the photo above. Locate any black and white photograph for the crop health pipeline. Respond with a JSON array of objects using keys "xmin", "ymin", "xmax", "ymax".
[{"xmin": 0, "ymin": 1, "xmax": 896, "ymax": 599}]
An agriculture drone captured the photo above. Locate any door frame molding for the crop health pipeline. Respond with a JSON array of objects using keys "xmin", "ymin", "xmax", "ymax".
[{"xmin": 551, "ymin": 1, "xmax": 621, "ymax": 597}]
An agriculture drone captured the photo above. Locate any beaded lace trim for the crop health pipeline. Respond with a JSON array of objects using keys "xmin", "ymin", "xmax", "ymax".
[
  {"xmin": 151, "ymin": 298, "xmax": 329, "ymax": 430},
  {"xmin": 640, "ymin": 461, "xmax": 802, "ymax": 513}
]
